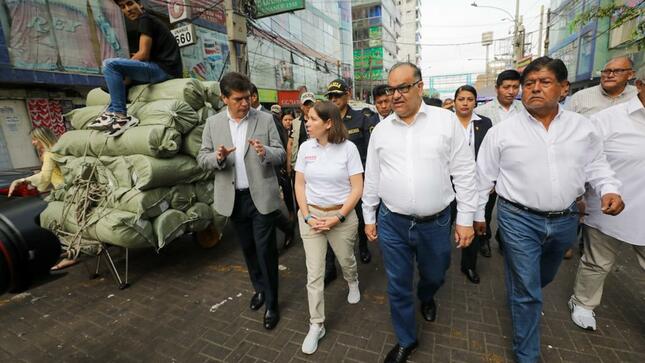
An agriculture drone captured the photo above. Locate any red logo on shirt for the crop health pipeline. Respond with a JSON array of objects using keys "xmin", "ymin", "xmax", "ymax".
[{"xmin": 305, "ymin": 155, "xmax": 317, "ymax": 161}]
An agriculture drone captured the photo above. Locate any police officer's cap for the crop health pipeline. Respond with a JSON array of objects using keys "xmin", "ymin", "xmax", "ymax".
[{"xmin": 325, "ymin": 79, "xmax": 349, "ymax": 96}]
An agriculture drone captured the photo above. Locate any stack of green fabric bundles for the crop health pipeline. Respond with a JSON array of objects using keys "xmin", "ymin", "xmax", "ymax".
[{"xmin": 41, "ymin": 79, "xmax": 226, "ymax": 251}]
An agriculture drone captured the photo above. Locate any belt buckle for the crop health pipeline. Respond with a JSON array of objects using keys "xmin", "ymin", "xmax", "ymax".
[{"xmin": 546, "ymin": 211, "xmax": 565, "ymax": 218}]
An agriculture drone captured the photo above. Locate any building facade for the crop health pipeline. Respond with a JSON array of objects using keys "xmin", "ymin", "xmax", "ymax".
[
  {"xmin": 247, "ymin": 0, "xmax": 354, "ymax": 103},
  {"xmin": 352, "ymin": 0, "xmax": 401, "ymax": 101},
  {"xmin": 0, "ymin": 0, "xmax": 350, "ymax": 171},
  {"xmin": 547, "ymin": 0, "xmax": 644, "ymax": 91},
  {"xmin": 396, "ymin": 0, "xmax": 422, "ymax": 65}
]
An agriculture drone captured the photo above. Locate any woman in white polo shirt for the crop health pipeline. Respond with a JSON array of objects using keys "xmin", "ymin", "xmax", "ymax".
[{"xmin": 294, "ymin": 101, "xmax": 364, "ymax": 355}]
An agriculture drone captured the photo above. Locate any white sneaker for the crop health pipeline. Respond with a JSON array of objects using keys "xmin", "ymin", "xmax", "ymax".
[
  {"xmin": 347, "ymin": 280, "xmax": 360, "ymax": 304},
  {"xmin": 568, "ymin": 297, "xmax": 596, "ymax": 331},
  {"xmin": 301, "ymin": 323, "xmax": 325, "ymax": 354}
]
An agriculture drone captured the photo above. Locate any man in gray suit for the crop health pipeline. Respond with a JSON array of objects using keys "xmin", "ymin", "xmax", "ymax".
[{"xmin": 197, "ymin": 72, "xmax": 286, "ymax": 330}]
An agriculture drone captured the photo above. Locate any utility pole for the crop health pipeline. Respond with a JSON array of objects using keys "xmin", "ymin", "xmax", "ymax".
[
  {"xmin": 513, "ymin": 0, "xmax": 520, "ymax": 67},
  {"xmin": 225, "ymin": 0, "xmax": 248, "ymax": 75},
  {"xmin": 544, "ymin": 8, "xmax": 551, "ymax": 57},
  {"xmin": 537, "ymin": 5, "xmax": 544, "ymax": 57}
]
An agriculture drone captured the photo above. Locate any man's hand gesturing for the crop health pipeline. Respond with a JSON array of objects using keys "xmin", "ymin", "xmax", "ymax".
[{"xmin": 216, "ymin": 144, "xmax": 236, "ymax": 162}]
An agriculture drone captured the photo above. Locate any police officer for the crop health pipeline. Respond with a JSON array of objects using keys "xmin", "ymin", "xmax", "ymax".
[{"xmin": 323, "ymin": 79, "xmax": 378, "ymax": 284}]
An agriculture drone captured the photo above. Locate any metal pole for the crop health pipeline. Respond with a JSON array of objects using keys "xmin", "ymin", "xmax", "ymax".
[
  {"xmin": 544, "ymin": 9, "xmax": 551, "ymax": 56},
  {"xmin": 513, "ymin": 0, "xmax": 520, "ymax": 67},
  {"xmin": 538, "ymin": 5, "xmax": 545, "ymax": 57},
  {"xmin": 485, "ymin": 44, "xmax": 490, "ymax": 86}
]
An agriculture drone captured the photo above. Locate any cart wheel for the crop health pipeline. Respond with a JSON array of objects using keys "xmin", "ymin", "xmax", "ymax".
[{"xmin": 196, "ymin": 225, "xmax": 221, "ymax": 249}]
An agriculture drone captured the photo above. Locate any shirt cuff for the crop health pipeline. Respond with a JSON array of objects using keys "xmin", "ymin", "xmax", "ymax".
[
  {"xmin": 456, "ymin": 212, "xmax": 474, "ymax": 227},
  {"xmin": 474, "ymin": 209, "xmax": 486, "ymax": 222},
  {"xmin": 362, "ymin": 206, "xmax": 377, "ymax": 224},
  {"xmin": 599, "ymin": 184, "xmax": 620, "ymax": 197}
]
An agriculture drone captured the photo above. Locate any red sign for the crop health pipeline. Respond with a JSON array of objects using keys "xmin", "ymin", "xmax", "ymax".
[{"xmin": 277, "ymin": 90, "xmax": 301, "ymax": 107}]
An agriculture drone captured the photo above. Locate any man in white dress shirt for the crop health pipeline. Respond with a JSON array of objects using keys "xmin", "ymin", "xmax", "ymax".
[
  {"xmin": 473, "ymin": 57, "xmax": 625, "ymax": 363},
  {"xmin": 362, "ymin": 62, "xmax": 477, "ymax": 363},
  {"xmin": 568, "ymin": 65, "xmax": 645, "ymax": 331}
]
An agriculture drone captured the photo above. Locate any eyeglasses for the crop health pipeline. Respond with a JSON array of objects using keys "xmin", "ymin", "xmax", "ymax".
[
  {"xmin": 600, "ymin": 68, "xmax": 632, "ymax": 76},
  {"xmin": 385, "ymin": 80, "xmax": 421, "ymax": 96}
]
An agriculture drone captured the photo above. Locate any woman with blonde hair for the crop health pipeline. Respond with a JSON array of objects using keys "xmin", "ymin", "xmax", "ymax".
[
  {"xmin": 9, "ymin": 127, "xmax": 73, "ymax": 270},
  {"xmin": 294, "ymin": 101, "xmax": 363, "ymax": 354},
  {"xmin": 9, "ymin": 127, "xmax": 63, "ymax": 196}
]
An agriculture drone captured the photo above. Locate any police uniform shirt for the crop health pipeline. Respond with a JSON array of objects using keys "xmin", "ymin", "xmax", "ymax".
[{"xmin": 343, "ymin": 106, "xmax": 379, "ymax": 164}]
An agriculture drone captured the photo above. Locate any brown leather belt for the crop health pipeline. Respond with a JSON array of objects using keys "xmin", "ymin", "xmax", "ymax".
[{"xmin": 308, "ymin": 204, "xmax": 343, "ymax": 212}]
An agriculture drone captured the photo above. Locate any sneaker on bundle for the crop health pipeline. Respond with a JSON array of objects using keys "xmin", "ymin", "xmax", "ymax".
[
  {"xmin": 106, "ymin": 114, "xmax": 139, "ymax": 137},
  {"xmin": 87, "ymin": 111, "xmax": 116, "ymax": 131}
]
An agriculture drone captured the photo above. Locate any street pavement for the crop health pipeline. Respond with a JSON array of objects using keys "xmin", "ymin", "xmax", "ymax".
[{"xmin": 1, "ymin": 222, "xmax": 644, "ymax": 363}]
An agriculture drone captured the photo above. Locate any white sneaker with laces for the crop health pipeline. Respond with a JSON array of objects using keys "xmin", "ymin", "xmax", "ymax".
[
  {"xmin": 301, "ymin": 323, "xmax": 325, "ymax": 354},
  {"xmin": 347, "ymin": 280, "xmax": 360, "ymax": 304},
  {"xmin": 568, "ymin": 297, "xmax": 596, "ymax": 331}
]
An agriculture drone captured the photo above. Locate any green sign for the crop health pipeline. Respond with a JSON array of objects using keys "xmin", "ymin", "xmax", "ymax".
[
  {"xmin": 353, "ymin": 47, "xmax": 384, "ymax": 70},
  {"xmin": 258, "ymin": 88, "xmax": 278, "ymax": 103},
  {"xmin": 254, "ymin": 0, "xmax": 306, "ymax": 19},
  {"xmin": 354, "ymin": 69, "xmax": 384, "ymax": 81}
]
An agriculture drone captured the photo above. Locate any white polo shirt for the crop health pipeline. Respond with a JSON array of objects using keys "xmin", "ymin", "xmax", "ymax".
[{"xmin": 295, "ymin": 139, "xmax": 364, "ymax": 206}]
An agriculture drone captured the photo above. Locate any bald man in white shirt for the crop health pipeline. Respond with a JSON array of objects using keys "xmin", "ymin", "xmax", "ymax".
[
  {"xmin": 474, "ymin": 57, "xmax": 624, "ymax": 363},
  {"xmin": 568, "ymin": 65, "xmax": 645, "ymax": 332},
  {"xmin": 363, "ymin": 63, "xmax": 477, "ymax": 363}
]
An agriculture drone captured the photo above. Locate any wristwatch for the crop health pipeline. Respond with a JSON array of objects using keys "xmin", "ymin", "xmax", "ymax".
[
  {"xmin": 335, "ymin": 212, "xmax": 346, "ymax": 223},
  {"xmin": 304, "ymin": 214, "xmax": 313, "ymax": 223}
]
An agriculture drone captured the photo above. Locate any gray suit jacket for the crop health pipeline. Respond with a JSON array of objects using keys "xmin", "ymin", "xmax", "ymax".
[{"xmin": 197, "ymin": 108, "xmax": 285, "ymax": 217}]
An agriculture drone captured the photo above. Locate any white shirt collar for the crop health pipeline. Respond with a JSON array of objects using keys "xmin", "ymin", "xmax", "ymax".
[
  {"xmin": 391, "ymin": 102, "xmax": 430, "ymax": 126},
  {"xmin": 227, "ymin": 108, "xmax": 250, "ymax": 123},
  {"xmin": 626, "ymin": 95, "xmax": 644, "ymax": 115},
  {"xmin": 599, "ymin": 84, "xmax": 632, "ymax": 99},
  {"xmin": 493, "ymin": 97, "xmax": 520, "ymax": 112},
  {"xmin": 522, "ymin": 104, "xmax": 565, "ymax": 125}
]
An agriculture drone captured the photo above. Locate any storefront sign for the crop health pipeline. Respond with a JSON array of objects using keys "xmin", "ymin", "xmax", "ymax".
[
  {"xmin": 254, "ymin": 0, "xmax": 306, "ymax": 19},
  {"xmin": 277, "ymin": 90, "xmax": 301, "ymax": 107},
  {"xmin": 172, "ymin": 24, "xmax": 196, "ymax": 47},
  {"xmin": 168, "ymin": 0, "xmax": 192, "ymax": 24}
]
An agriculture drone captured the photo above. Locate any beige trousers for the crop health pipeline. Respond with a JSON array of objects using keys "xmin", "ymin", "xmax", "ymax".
[
  {"xmin": 571, "ymin": 225, "xmax": 645, "ymax": 309},
  {"xmin": 298, "ymin": 207, "xmax": 359, "ymax": 324}
]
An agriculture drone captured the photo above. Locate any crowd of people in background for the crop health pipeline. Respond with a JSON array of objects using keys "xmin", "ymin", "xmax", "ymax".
[{"xmin": 195, "ymin": 54, "xmax": 643, "ymax": 363}]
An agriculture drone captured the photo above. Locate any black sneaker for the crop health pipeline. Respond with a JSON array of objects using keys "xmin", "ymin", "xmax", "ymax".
[
  {"xmin": 106, "ymin": 115, "xmax": 139, "ymax": 137},
  {"xmin": 87, "ymin": 111, "xmax": 116, "ymax": 131}
]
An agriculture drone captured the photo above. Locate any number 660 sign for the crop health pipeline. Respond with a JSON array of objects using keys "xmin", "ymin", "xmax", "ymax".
[{"xmin": 171, "ymin": 24, "xmax": 196, "ymax": 47}]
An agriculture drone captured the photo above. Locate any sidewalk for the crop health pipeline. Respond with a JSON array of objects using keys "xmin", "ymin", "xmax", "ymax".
[{"xmin": 1, "ymin": 225, "xmax": 643, "ymax": 362}]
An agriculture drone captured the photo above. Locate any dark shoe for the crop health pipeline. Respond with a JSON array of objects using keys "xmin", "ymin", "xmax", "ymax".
[
  {"xmin": 324, "ymin": 269, "xmax": 337, "ymax": 287},
  {"xmin": 250, "ymin": 291, "xmax": 265, "ymax": 311},
  {"xmin": 359, "ymin": 245, "xmax": 372, "ymax": 264},
  {"xmin": 384, "ymin": 341, "xmax": 418, "ymax": 363},
  {"xmin": 264, "ymin": 309, "xmax": 280, "ymax": 330},
  {"xmin": 479, "ymin": 239, "xmax": 492, "ymax": 258},
  {"xmin": 281, "ymin": 229, "xmax": 294, "ymax": 250},
  {"xmin": 421, "ymin": 299, "xmax": 437, "ymax": 322},
  {"xmin": 462, "ymin": 268, "xmax": 480, "ymax": 284}
]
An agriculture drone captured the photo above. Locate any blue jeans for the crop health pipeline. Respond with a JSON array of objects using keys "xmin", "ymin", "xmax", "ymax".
[
  {"xmin": 102, "ymin": 58, "xmax": 170, "ymax": 114},
  {"xmin": 497, "ymin": 198, "xmax": 578, "ymax": 363},
  {"xmin": 378, "ymin": 204, "xmax": 452, "ymax": 348}
]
